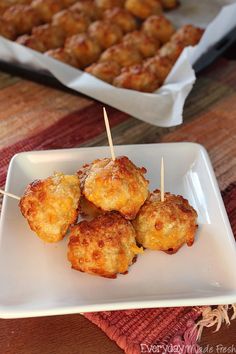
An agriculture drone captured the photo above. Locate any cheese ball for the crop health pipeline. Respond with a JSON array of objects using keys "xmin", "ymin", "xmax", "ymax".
[
  {"xmin": 143, "ymin": 55, "xmax": 173, "ymax": 83},
  {"xmin": 88, "ymin": 20, "xmax": 123, "ymax": 50},
  {"xmin": 45, "ymin": 48, "xmax": 79, "ymax": 67},
  {"xmin": 133, "ymin": 189, "xmax": 198, "ymax": 253},
  {"xmin": 3, "ymin": 5, "xmax": 41, "ymax": 35},
  {"xmin": 17, "ymin": 34, "xmax": 46, "ymax": 52},
  {"xmin": 158, "ymin": 40, "xmax": 184, "ymax": 63},
  {"xmin": 85, "ymin": 61, "xmax": 121, "ymax": 83},
  {"xmin": 171, "ymin": 24, "xmax": 204, "ymax": 47},
  {"xmin": 103, "ymin": 8, "xmax": 137, "ymax": 33},
  {"xmin": 95, "ymin": 0, "xmax": 125, "ymax": 10},
  {"xmin": 0, "ymin": 19, "xmax": 16, "ymax": 40},
  {"xmin": 68, "ymin": 213, "xmax": 143, "ymax": 278},
  {"xmin": 100, "ymin": 43, "xmax": 142, "ymax": 67},
  {"xmin": 123, "ymin": 30, "xmax": 160, "ymax": 58},
  {"xmin": 113, "ymin": 65, "xmax": 160, "ymax": 92},
  {"xmin": 142, "ymin": 15, "xmax": 175, "ymax": 44},
  {"xmin": 52, "ymin": 9, "xmax": 90, "ymax": 36},
  {"xmin": 70, "ymin": 1, "xmax": 102, "ymax": 20},
  {"xmin": 31, "ymin": 0, "xmax": 65, "ymax": 23},
  {"xmin": 161, "ymin": 0, "xmax": 179, "ymax": 10},
  {"xmin": 78, "ymin": 156, "xmax": 149, "ymax": 220},
  {"xmin": 19, "ymin": 173, "xmax": 81, "ymax": 243},
  {"xmin": 125, "ymin": 0, "xmax": 162, "ymax": 20},
  {"xmin": 65, "ymin": 33, "xmax": 102, "ymax": 68},
  {"xmin": 32, "ymin": 24, "xmax": 66, "ymax": 50}
]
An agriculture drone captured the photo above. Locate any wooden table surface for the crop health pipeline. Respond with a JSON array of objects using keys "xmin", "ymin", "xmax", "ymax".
[{"xmin": 0, "ymin": 52, "xmax": 235, "ymax": 353}]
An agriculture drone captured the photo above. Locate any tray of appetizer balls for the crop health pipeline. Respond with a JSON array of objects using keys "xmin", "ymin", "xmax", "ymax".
[{"xmin": 0, "ymin": 0, "xmax": 204, "ymax": 92}]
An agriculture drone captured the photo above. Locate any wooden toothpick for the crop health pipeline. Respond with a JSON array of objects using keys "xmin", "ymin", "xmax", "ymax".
[
  {"xmin": 0, "ymin": 188, "xmax": 20, "ymax": 201},
  {"xmin": 103, "ymin": 107, "xmax": 115, "ymax": 161},
  {"xmin": 161, "ymin": 157, "xmax": 165, "ymax": 202}
]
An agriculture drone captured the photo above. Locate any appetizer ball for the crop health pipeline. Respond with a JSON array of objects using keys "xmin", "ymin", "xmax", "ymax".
[
  {"xmin": 45, "ymin": 48, "xmax": 79, "ymax": 67},
  {"xmin": 158, "ymin": 40, "xmax": 184, "ymax": 63},
  {"xmin": 103, "ymin": 8, "xmax": 137, "ymax": 34},
  {"xmin": 143, "ymin": 55, "xmax": 173, "ymax": 83},
  {"xmin": 0, "ymin": 19, "xmax": 16, "ymax": 40},
  {"xmin": 32, "ymin": 24, "xmax": 65, "ymax": 50},
  {"xmin": 78, "ymin": 156, "xmax": 149, "ymax": 220},
  {"xmin": 62, "ymin": 0, "xmax": 78, "ymax": 5},
  {"xmin": 85, "ymin": 61, "xmax": 121, "ymax": 83},
  {"xmin": 52, "ymin": 9, "xmax": 91, "ymax": 36},
  {"xmin": 95, "ymin": 0, "xmax": 125, "ymax": 10},
  {"xmin": 100, "ymin": 43, "xmax": 142, "ymax": 67},
  {"xmin": 17, "ymin": 34, "xmax": 46, "ymax": 52},
  {"xmin": 19, "ymin": 173, "xmax": 81, "ymax": 243},
  {"xmin": 125, "ymin": 0, "xmax": 162, "ymax": 20},
  {"xmin": 88, "ymin": 20, "xmax": 123, "ymax": 49},
  {"xmin": 31, "ymin": 0, "xmax": 65, "ymax": 23},
  {"xmin": 133, "ymin": 189, "xmax": 198, "ymax": 253},
  {"xmin": 113, "ymin": 65, "xmax": 160, "ymax": 92},
  {"xmin": 0, "ymin": 1, "xmax": 10, "ymax": 16},
  {"xmin": 68, "ymin": 213, "xmax": 142, "ymax": 278},
  {"xmin": 142, "ymin": 15, "xmax": 175, "ymax": 44},
  {"xmin": 171, "ymin": 24, "xmax": 204, "ymax": 47},
  {"xmin": 3, "ymin": 5, "xmax": 41, "ymax": 35},
  {"xmin": 65, "ymin": 33, "xmax": 102, "ymax": 68},
  {"xmin": 70, "ymin": 1, "xmax": 102, "ymax": 21},
  {"xmin": 123, "ymin": 30, "xmax": 160, "ymax": 58},
  {"xmin": 161, "ymin": 0, "xmax": 179, "ymax": 10}
]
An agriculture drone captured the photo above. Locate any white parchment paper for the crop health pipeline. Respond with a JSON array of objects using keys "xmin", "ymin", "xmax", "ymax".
[{"xmin": 0, "ymin": 1, "xmax": 236, "ymax": 127}]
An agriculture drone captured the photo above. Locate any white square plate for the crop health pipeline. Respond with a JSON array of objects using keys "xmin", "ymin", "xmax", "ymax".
[{"xmin": 0, "ymin": 143, "xmax": 236, "ymax": 319}]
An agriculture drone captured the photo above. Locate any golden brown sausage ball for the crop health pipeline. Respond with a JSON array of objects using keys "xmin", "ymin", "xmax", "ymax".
[
  {"xmin": 62, "ymin": 0, "xmax": 78, "ymax": 6},
  {"xmin": 65, "ymin": 33, "xmax": 102, "ymax": 68},
  {"xmin": 85, "ymin": 61, "xmax": 121, "ymax": 83},
  {"xmin": 113, "ymin": 65, "xmax": 160, "ymax": 92},
  {"xmin": 143, "ymin": 55, "xmax": 173, "ymax": 83},
  {"xmin": 68, "ymin": 213, "xmax": 143, "ymax": 278},
  {"xmin": 161, "ymin": 0, "xmax": 179, "ymax": 10},
  {"xmin": 3, "ymin": 5, "xmax": 42, "ymax": 35},
  {"xmin": 45, "ymin": 48, "xmax": 79, "ymax": 67},
  {"xmin": 133, "ymin": 189, "xmax": 198, "ymax": 254},
  {"xmin": 88, "ymin": 20, "xmax": 123, "ymax": 50},
  {"xmin": 52, "ymin": 9, "xmax": 90, "ymax": 36},
  {"xmin": 100, "ymin": 43, "xmax": 142, "ymax": 67},
  {"xmin": 123, "ymin": 30, "xmax": 160, "ymax": 58},
  {"xmin": 95, "ymin": 0, "xmax": 125, "ymax": 10},
  {"xmin": 103, "ymin": 8, "xmax": 137, "ymax": 33},
  {"xmin": 16, "ymin": 34, "xmax": 46, "ymax": 52},
  {"xmin": 32, "ymin": 24, "xmax": 66, "ymax": 50},
  {"xmin": 19, "ymin": 173, "xmax": 81, "ymax": 243},
  {"xmin": 31, "ymin": 0, "xmax": 65, "ymax": 23},
  {"xmin": 70, "ymin": 1, "xmax": 102, "ymax": 21},
  {"xmin": 171, "ymin": 24, "xmax": 204, "ymax": 47},
  {"xmin": 0, "ymin": 19, "xmax": 16, "ymax": 40},
  {"xmin": 142, "ymin": 15, "xmax": 175, "ymax": 44},
  {"xmin": 158, "ymin": 40, "xmax": 184, "ymax": 63},
  {"xmin": 125, "ymin": 0, "xmax": 162, "ymax": 20},
  {"xmin": 78, "ymin": 156, "xmax": 149, "ymax": 220}
]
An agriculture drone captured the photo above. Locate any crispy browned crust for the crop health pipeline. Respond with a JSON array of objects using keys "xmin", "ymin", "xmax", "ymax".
[
  {"xmin": 95, "ymin": 0, "xmax": 125, "ymax": 10},
  {"xmin": 123, "ymin": 30, "xmax": 160, "ymax": 58},
  {"xmin": 85, "ymin": 61, "xmax": 121, "ymax": 83},
  {"xmin": 171, "ymin": 24, "xmax": 204, "ymax": 47},
  {"xmin": 142, "ymin": 15, "xmax": 175, "ymax": 44},
  {"xmin": 125, "ymin": 0, "xmax": 162, "ymax": 20},
  {"xmin": 45, "ymin": 48, "xmax": 79, "ymax": 67},
  {"xmin": 32, "ymin": 24, "xmax": 65, "ymax": 50},
  {"xmin": 133, "ymin": 189, "xmax": 198, "ymax": 253},
  {"xmin": 67, "ymin": 212, "xmax": 142, "ymax": 278},
  {"xmin": 113, "ymin": 64, "xmax": 160, "ymax": 92},
  {"xmin": 71, "ymin": 1, "xmax": 102, "ymax": 21},
  {"xmin": 52, "ymin": 9, "xmax": 90, "ymax": 36},
  {"xmin": 31, "ymin": 0, "xmax": 65, "ymax": 23},
  {"xmin": 143, "ymin": 55, "xmax": 173, "ymax": 84},
  {"xmin": 88, "ymin": 20, "xmax": 123, "ymax": 50},
  {"xmin": 78, "ymin": 156, "xmax": 149, "ymax": 220},
  {"xmin": 104, "ymin": 8, "xmax": 137, "ymax": 33},
  {"xmin": 0, "ymin": 18, "xmax": 16, "ymax": 40},
  {"xmin": 17, "ymin": 34, "xmax": 46, "ymax": 52},
  {"xmin": 99, "ymin": 43, "xmax": 142, "ymax": 67},
  {"xmin": 19, "ymin": 173, "xmax": 81, "ymax": 243}
]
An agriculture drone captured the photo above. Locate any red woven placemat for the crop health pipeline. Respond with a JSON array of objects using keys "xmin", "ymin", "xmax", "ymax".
[{"xmin": 84, "ymin": 183, "xmax": 236, "ymax": 354}]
